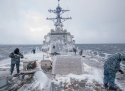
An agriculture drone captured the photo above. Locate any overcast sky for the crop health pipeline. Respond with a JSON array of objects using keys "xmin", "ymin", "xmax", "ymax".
[{"xmin": 0, "ymin": 0, "xmax": 125, "ymax": 44}]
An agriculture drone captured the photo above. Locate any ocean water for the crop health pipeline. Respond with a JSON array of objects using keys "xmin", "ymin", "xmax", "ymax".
[
  {"xmin": 0, "ymin": 44, "xmax": 125, "ymax": 60},
  {"xmin": 77, "ymin": 44, "xmax": 125, "ymax": 54},
  {"xmin": 0, "ymin": 45, "xmax": 42, "ymax": 60}
]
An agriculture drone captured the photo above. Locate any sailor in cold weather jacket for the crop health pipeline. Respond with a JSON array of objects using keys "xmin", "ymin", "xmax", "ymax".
[
  {"xmin": 9, "ymin": 48, "xmax": 23, "ymax": 75},
  {"xmin": 103, "ymin": 53, "xmax": 125, "ymax": 90}
]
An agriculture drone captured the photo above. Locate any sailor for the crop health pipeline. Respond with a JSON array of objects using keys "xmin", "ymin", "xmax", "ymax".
[
  {"xmin": 32, "ymin": 48, "xmax": 36, "ymax": 54},
  {"xmin": 103, "ymin": 53, "xmax": 125, "ymax": 90},
  {"xmin": 79, "ymin": 49, "xmax": 83, "ymax": 56},
  {"xmin": 73, "ymin": 48, "xmax": 77, "ymax": 55},
  {"xmin": 52, "ymin": 45, "xmax": 57, "ymax": 56},
  {"xmin": 9, "ymin": 48, "xmax": 24, "ymax": 75}
]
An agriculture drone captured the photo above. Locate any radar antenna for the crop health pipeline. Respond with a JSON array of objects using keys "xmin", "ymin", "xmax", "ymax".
[{"xmin": 47, "ymin": 0, "xmax": 72, "ymax": 31}]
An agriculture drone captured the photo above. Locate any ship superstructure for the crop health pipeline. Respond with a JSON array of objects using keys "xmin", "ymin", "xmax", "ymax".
[{"xmin": 42, "ymin": 0, "xmax": 75, "ymax": 54}]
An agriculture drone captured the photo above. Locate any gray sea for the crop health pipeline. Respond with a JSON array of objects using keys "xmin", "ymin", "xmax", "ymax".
[
  {"xmin": 0, "ymin": 45, "xmax": 42, "ymax": 61},
  {"xmin": 0, "ymin": 44, "xmax": 125, "ymax": 61}
]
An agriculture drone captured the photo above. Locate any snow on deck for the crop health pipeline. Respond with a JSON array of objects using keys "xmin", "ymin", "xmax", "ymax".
[
  {"xmin": 51, "ymin": 56, "xmax": 125, "ymax": 91},
  {"xmin": 0, "ymin": 52, "xmax": 125, "ymax": 91},
  {"xmin": 50, "ymin": 59, "xmax": 104, "ymax": 91},
  {"xmin": 52, "ymin": 55, "xmax": 83, "ymax": 75},
  {"xmin": 18, "ymin": 60, "xmax": 50, "ymax": 91},
  {"xmin": 0, "ymin": 52, "xmax": 48, "ymax": 90}
]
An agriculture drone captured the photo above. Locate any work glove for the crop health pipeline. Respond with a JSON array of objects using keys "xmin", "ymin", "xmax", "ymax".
[{"xmin": 119, "ymin": 69, "xmax": 124, "ymax": 74}]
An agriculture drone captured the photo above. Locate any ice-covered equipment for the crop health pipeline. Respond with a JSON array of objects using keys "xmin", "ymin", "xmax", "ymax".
[{"xmin": 52, "ymin": 55, "xmax": 83, "ymax": 75}]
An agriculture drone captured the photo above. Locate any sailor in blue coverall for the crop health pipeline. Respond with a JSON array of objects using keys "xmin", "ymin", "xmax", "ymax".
[
  {"xmin": 104, "ymin": 53, "xmax": 125, "ymax": 90},
  {"xmin": 9, "ymin": 48, "xmax": 23, "ymax": 75}
]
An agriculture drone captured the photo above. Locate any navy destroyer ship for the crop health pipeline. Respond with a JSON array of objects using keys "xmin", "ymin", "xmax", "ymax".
[
  {"xmin": 42, "ymin": 0, "xmax": 75, "ymax": 55},
  {"xmin": 41, "ymin": 0, "xmax": 83, "ymax": 76},
  {"xmin": 0, "ymin": 0, "xmax": 124, "ymax": 91}
]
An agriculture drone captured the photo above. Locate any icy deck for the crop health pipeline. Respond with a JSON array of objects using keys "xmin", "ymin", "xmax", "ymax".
[
  {"xmin": 0, "ymin": 52, "xmax": 125, "ymax": 91},
  {"xmin": 0, "ymin": 52, "xmax": 46, "ymax": 89},
  {"xmin": 52, "ymin": 55, "xmax": 83, "ymax": 75}
]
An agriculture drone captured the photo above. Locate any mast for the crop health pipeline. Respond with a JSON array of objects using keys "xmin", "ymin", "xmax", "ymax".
[{"xmin": 47, "ymin": 0, "xmax": 71, "ymax": 32}]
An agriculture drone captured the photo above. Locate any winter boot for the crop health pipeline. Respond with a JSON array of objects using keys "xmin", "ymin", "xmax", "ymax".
[{"xmin": 109, "ymin": 86, "xmax": 117, "ymax": 91}]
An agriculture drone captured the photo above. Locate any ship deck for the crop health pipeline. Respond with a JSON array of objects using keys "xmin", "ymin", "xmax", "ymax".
[{"xmin": 0, "ymin": 52, "xmax": 125, "ymax": 91}]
